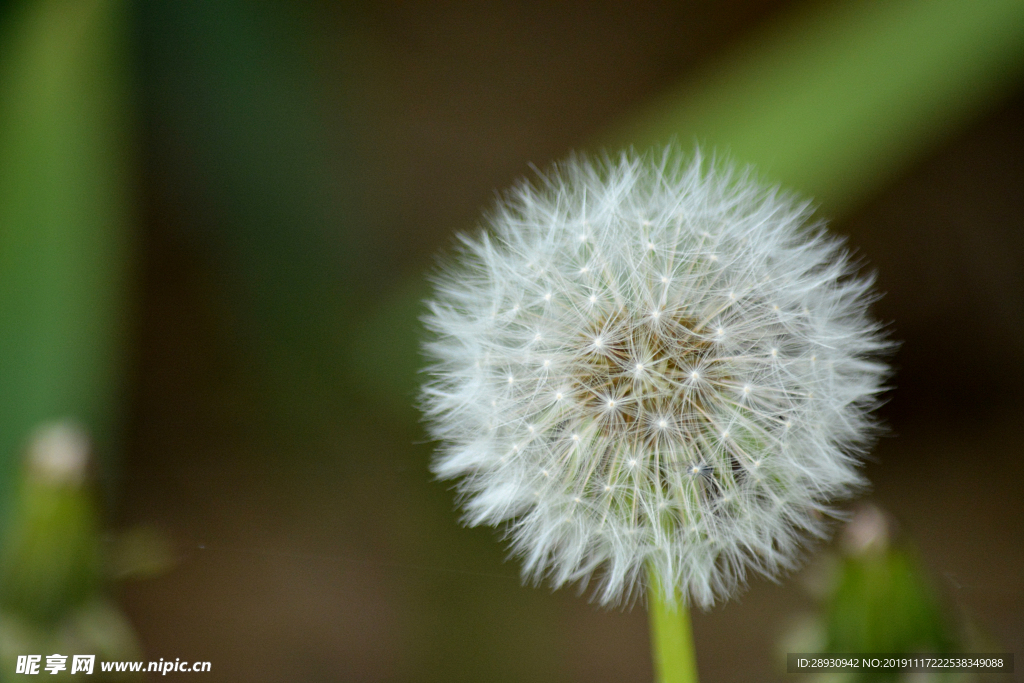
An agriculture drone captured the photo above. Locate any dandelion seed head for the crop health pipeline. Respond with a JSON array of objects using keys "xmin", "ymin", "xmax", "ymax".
[{"xmin": 421, "ymin": 148, "xmax": 889, "ymax": 607}]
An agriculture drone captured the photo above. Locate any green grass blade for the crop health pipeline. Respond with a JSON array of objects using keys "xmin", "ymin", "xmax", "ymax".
[{"xmin": 603, "ymin": 0, "xmax": 1024, "ymax": 213}]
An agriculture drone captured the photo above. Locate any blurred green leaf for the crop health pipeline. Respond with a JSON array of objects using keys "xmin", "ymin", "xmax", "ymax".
[{"xmin": 603, "ymin": 0, "xmax": 1024, "ymax": 214}]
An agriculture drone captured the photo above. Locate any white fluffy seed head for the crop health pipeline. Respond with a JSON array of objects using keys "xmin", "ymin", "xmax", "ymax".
[{"xmin": 420, "ymin": 148, "xmax": 890, "ymax": 608}]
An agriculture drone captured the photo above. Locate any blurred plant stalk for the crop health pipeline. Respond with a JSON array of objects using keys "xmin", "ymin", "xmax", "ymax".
[
  {"xmin": 0, "ymin": 0, "xmax": 135, "ymax": 521},
  {"xmin": 0, "ymin": 1, "xmax": 139, "ymax": 675}
]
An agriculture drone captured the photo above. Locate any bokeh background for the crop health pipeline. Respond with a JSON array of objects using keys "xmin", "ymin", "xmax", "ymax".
[{"xmin": 1, "ymin": 1, "xmax": 1021, "ymax": 681}]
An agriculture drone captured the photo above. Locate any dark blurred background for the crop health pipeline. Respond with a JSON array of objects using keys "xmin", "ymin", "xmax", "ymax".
[{"xmin": 1, "ymin": 1, "xmax": 1021, "ymax": 681}]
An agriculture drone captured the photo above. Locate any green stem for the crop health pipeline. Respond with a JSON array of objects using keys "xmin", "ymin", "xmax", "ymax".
[{"xmin": 648, "ymin": 568, "xmax": 699, "ymax": 683}]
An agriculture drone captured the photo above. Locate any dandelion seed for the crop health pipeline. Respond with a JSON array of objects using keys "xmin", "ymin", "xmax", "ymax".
[{"xmin": 421, "ymin": 147, "xmax": 889, "ymax": 607}]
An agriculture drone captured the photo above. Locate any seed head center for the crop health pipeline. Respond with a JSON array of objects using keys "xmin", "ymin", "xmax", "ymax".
[{"xmin": 576, "ymin": 312, "xmax": 719, "ymax": 440}]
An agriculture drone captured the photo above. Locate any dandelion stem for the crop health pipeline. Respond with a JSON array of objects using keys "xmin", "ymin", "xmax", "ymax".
[{"xmin": 648, "ymin": 567, "xmax": 699, "ymax": 683}]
